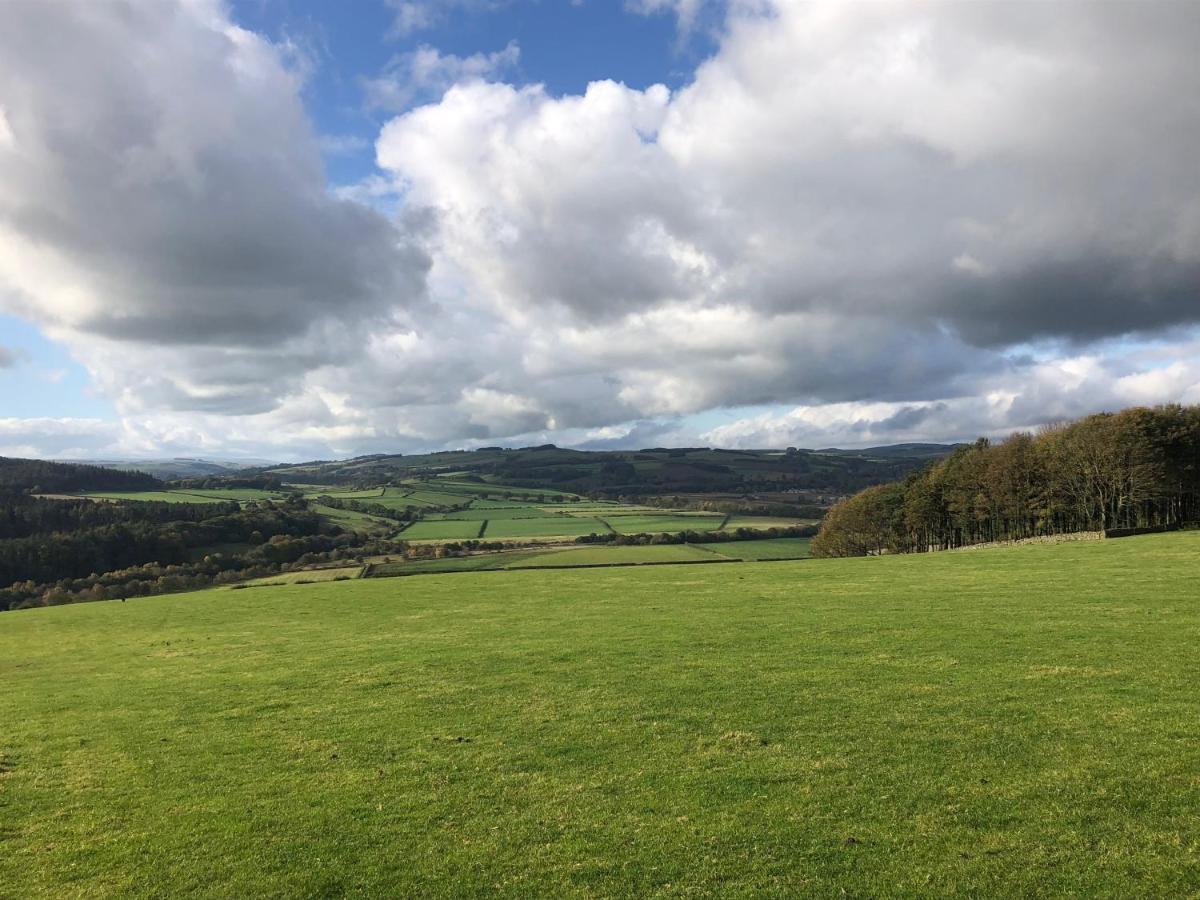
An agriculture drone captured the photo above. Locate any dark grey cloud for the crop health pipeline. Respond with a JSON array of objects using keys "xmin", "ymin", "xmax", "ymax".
[
  {"xmin": 0, "ymin": 345, "xmax": 21, "ymax": 368},
  {"xmin": 939, "ymin": 256, "xmax": 1200, "ymax": 348}
]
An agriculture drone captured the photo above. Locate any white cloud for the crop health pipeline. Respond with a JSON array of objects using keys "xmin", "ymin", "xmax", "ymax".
[{"xmin": 2, "ymin": 0, "xmax": 1199, "ymax": 459}]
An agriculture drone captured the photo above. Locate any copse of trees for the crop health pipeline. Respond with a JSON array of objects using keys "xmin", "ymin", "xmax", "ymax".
[
  {"xmin": 0, "ymin": 457, "xmax": 161, "ymax": 493},
  {"xmin": 811, "ymin": 404, "xmax": 1200, "ymax": 558},
  {"xmin": 0, "ymin": 495, "xmax": 235, "ymax": 539},
  {"xmin": 0, "ymin": 502, "xmax": 334, "ymax": 589}
]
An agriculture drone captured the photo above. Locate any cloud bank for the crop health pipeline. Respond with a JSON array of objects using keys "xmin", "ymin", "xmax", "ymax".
[{"xmin": 2, "ymin": 0, "xmax": 1199, "ymax": 459}]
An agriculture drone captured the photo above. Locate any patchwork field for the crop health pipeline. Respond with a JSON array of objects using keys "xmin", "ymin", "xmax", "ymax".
[{"xmin": 3, "ymin": 533, "xmax": 1198, "ymax": 896}]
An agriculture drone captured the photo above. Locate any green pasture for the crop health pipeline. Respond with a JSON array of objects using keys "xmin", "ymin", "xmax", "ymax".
[
  {"xmin": 604, "ymin": 514, "xmax": 726, "ymax": 534},
  {"xmin": 482, "ymin": 516, "xmax": 609, "ymax": 539},
  {"xmin": 513, "ymin": 543, "xmax": 724, "ymax": 567},
  {"xmin": 711, "ymin": 537, "xmax": 813, "ymax": 560},
  {"xmin": 308, "ymin": 504, "xmax": 393, "ymax": 534},
  {"xmin": 423, "ymin": 507, "xmax": 557, "ymax": 521},
  {"xmin": 237, "ymin": 566, "xmax": 364, "ymax": 587},
  {"xmin": 722, "ymin": 515, "xmax": 814, "ymax": 529},
  {"xmin": 77, "ymin": 490, "xmax": 231, "ymax": 504},
  {"xmin": 399, "ymin": 519, "xmax": 486, "ymax": 541},
  {"xmin": 165, "ymin": 488, "xmax": 285, "ymax": 502},
  {"xmin": 2, "ymin": 533, "xmax": 1199, "ymax": 896}
]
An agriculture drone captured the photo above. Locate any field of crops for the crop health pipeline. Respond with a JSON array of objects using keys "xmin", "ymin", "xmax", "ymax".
[{"xmin": 4, "ymin": 533, "xmax": 1198, "ymax": 895}]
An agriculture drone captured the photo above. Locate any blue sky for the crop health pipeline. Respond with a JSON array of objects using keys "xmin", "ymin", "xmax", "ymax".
[
  {"xmin": 2, "ymin": 1, "xmax": 1198, "ymax": 460},
  {"xmin": 235, "ymin": 0, "xmax": 717, "ymax": 186},
  {"xmin": 3, "ymin": 0, "xmax": 720, "ymax": 442}
]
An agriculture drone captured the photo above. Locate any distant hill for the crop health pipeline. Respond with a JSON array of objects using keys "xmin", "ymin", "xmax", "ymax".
[
  {"xmin": 816, "ymin": 443, "xmax": 964, "ymax": 460},
  {"xmin": 249, "ymin": 443, "xmax": 957, "ymax": 498},
  {"xmin": 0, "ymin": 457, "xmax": 163, "ymax": 494},
  {"xmin": 62, "ymin": 457, "xmax": 273, "ymax": 481}
]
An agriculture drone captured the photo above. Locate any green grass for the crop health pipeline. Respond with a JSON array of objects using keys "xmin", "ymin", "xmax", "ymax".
[
  {"xmin": 399, "ymin": 519, "xmax": 486, "ymax": 541},
  {"xmin": 165, "ymin": 488, "xmax": 285, "ymax": 502},
  {"xmin": 77, "ymin": 490, "xmax": 231, "ymax": 504},
  {"xmin": 721, "ymin": 515, "xmax": 814, "ymax": 530},
  {"xmin": 238, "ymin": 566, "xmax": 363, "ymax": 586},
  {"xmin": 368, "ymin": 551, "xmax": 545, "ymax": 576},
  {"xmin": 424, "ymin": 507, "xmax": 556, "ymax": 521},
  {"xmin": 711, "ymin": 537, "xmax": 813, "ymax": 560},
  {"xmin": 3, "ymin": 533, "xmax": 1200, "ymax": 896},
  {"xmin": 482, "ymin": 516, "xmax": 609, "ymax": 539},
  {"xmin": 309, "ymin": 504, "xmax": 393, "ymax": 534},
  {"xmin": 605, "ymin": 514, "xmax": 725, "ymax": 534},
  {"xmin": 513, "ymin": 544, "xmax": 724, "ymax": 567},
  {"xmin": 306, "ymin": 488, "xmax": 387, "ymax": 500}
]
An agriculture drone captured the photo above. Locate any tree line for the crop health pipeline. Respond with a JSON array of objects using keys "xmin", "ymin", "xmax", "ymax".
[
  {"xmin": 0, "ymin": 456, "xmax": 161, "ymax": 493},
  {"xmin": 811, "ymin": 404, "xmax": 1200, "ymax": 558}
]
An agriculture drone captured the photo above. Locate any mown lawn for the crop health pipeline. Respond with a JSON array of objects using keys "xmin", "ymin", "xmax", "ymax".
[{"xmin": 2, "ymin": 533, "xmax": 1199, "ymax": 897}]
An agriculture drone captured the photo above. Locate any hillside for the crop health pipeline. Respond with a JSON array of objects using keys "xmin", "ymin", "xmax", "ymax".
[
  {"xmin": 252, "ymin": 444, "xmax": 952, "ymax": 500},
  {"xmin": 0, "ymin": 456, "xmax": 162, "ymax": 494},
  {"xmin": 2, "ymin": 532, "xmax": 1198, "ymax": 896}
]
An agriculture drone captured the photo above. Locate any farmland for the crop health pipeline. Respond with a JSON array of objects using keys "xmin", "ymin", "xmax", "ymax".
[
  {"xmin": 605, "ymin": 513, "xmax": 727, "ymax": 534},
  {"xmin": 2, "ymin": 532, "xmax": 1198, "ymax": 896},
  {"xmin": 714, "ymin": 537, "xmax": 812, "ymax": 560}
]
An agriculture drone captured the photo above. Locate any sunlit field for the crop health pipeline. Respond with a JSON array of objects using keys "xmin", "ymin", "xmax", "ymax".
[{"xmin": 3, "ymin": 533, "xmax": 1198, "ymax": 896}]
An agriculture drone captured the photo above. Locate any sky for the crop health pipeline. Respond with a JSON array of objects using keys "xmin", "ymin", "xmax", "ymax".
[{"xmin": 1, "ymin": 0, "xmax": 1199, "ymax": 461}]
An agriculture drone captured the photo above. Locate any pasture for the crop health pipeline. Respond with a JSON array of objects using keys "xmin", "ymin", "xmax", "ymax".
[
  {"xmin": 398, "ymin": 519, "xmax": 484, "ymax": 541},
  {"xmin": 75, "ymin": 490, "xmax": 230, "ymax": 504},
  {"xmin": 2, "ymin": 532, "xmax": 1198, "ymax": 896},
  {"xmin": 482, "ymin": 516, "xmax": 609, "ymax": 539},
  {"xmin": 605, "ymin": 514, "xmax": 726, "ymax": 534},
  {"xmin": 715, "ymin": 537, "xmax": 813, "ymax": 560},
  {"xmin": 513, "ymin": 543, "xmax": 725, "ymax": 566}
]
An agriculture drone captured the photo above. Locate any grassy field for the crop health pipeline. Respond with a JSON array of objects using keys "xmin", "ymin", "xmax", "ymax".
[
  {"xmin": 76, "ymin": 490, "xmax": 231, "ymax": 504},
  {"xmin": 605, "ymin": 514, "xmax": 726, "ymax": 534},
  {"xmin": 722, "ymin": 515, "xmax": 814, "ymax": 530},
  {"xmin": 368, "ymin": 551, "xmax": 545, "ymax": 576},
  {"xmin": 307, "ymin": 503, "xmax": 393, "ymax": 534},
  {"xmin": 3, "ymin": 533, "xmax": 1199, "ymax": 896},
  {"xmin": 514, "ymin": 544, "xmax": 725, "ymax": 567},
  {"xmin": 237, "ymin": 566, "xmax": 364, "ymax": 586},
  {"xmin": 423, "ymin": 507, "xmax": 559, "ymax": 521},
  {"xmin": 483, "ymin": 516, "xmax": 609, "ymax": 539},
  {"xmin": 399, "ymin": 519, "xmax": 486, "ymax": 541},
  {"xmin": 713, "ymin": 537, "xmax": 813, "ymax": 560}
]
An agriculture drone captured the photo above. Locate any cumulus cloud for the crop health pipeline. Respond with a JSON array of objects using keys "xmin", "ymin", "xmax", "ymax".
[
  {"xmin": 3, "ymin": 0, "xmax": 1200, "ymax": 459},
  {"xmin": 0, "ymin": 0, "xmax": 428, "ymax": 416}
]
